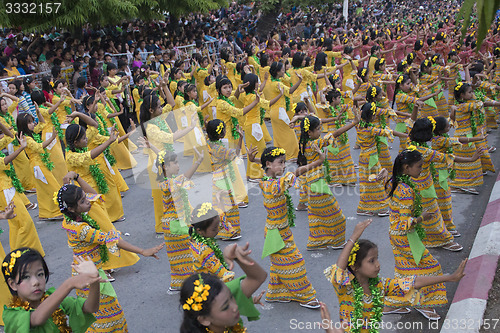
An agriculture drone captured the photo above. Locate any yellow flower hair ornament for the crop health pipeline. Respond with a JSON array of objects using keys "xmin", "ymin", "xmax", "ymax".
[
  {"xmin": 53, "ymin": 191, "xmax": 59, "ymax": 205},
  {"xmin": 360, "ymin": 68, "xmax": 367, "ymax": 77},
  {"xmin": 396, "ymin": 75, "xmax": 404, "ymax": 84},
  {"xmin": 406, "ymin": 145, "xmax": 418, "ymax": 152},
  {"xmin": 268, "ymin": 147, "xmax": 286, "ymax": 157},
  {"xmin": 455, "ymin": 82, "xmax": 463, "ymax": 91},
  {"xmin": 303, "ymin": 117, "xmax": 310, "ymax": 132},
  {"xmin": 215, "ymin": 122, "xmax": 225, "ymax": 135},
  {"xmin": 182, "ymin": 275, "xmax": 211, "ymax": 311},
  {"xmin": 427, "ymin": 116, "xmax": 436, "ymax": 131},
  {"xmin": 423, "ymin": 59, "xmax": 430, "ymax": 67},
  {"xmin": 379, "ymin": 58, "xmax": 385, "ymax": 65},
  {"xmin": 2, "ymin": 249, "xmax": 29, "ymax": 277},
  {"xmin": 332, "ymin": 73, "xmax": 339, "ymax": 80},
  {"xmin": 402, "ymin": 60, "xmax": 407, "ymax": 66},
  {"xmin": 432, "ymin": 55, "xmax": 438, "ymax": 63},
  {"xmin": 370, "ymin": 87, "xmax": 377, "ymax": 98},
  {"xmin": 370, "ymin": 102, "xmax": 377, "ymax": 112},
  {"xmin": 196, "ymin": 202, "xmax": 213, "ymax": 218},
  {"xmin": 348, "ymin": 242, "xmax": 360, "ymax": 267},
  {"xmin": 49, "ymin": 81, "xmax": 54, "ymax": 88},
  {"xmin": 292, "ymin": 103, "xmax": 298, "ymax": 112},
  {"xmin": 157, "ymin": 150, "xmax": 166, "ymax": 165},
  {"xmin": 419, "ymin": 41, "xmax": 423, "ymax": 46},
  {"xmin": 496, "ymin": 47, "xmax": 500, "ymax": 53}
]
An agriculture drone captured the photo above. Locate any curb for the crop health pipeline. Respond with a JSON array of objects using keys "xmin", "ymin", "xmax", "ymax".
[{"xmin": 441, "ymin": 172, "xmax": 500, "ymax": 333}]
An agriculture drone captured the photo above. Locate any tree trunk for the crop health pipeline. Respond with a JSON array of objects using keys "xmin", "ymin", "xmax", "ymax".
[{"xmin": 256, "ymin": 0, "xmax": 282, "ymax": 37}]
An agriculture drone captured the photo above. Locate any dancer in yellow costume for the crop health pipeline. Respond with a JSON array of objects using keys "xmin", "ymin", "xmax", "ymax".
[{"xmin": 0, "ymin": 203, "xmax": 17, "ymax": 325}]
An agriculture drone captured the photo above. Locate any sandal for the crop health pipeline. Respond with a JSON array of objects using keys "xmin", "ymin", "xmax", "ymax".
[
  {"xmin": 25, "ymin": 202, "xmax": 37, "ymax": 210},
  {"xmin": 416, "ymin": 308, "xmax": 441, "ymax": 320},
  {"xmin": 356, "ymin": 211, "xmax": 375, "ymax": 217},
  {"xmin": 377, "ymin": 210, "xmax": 390, "ymax": 217},
  {"xmin": 489, "ymin": 146, "xmax": 496, "ymax": 153},
  {"xmin": 265, "ymin": 298, "xmax": 291, "ymax": 303},
  {"xmin": 330, "ymin": 242, "xmax": 347, "ymax": 250},
  {"xmin": 383, "ymin": 307, "xmax": 411, "ymax": 315},
  {"xmin": 300, "ymin": 299, "xmax": 320, "ymax": 309},
  {"xmin": 306, "ymin": 246, "xmax": 328, "ymax": 251},
  {"xmin": 460, "ymin": 188, "xmax": 479, "ymax": 195},
  {"xmin": 442, "ymin": 242, "xmax": 463, "ymax": 252},
  {"xmin": 296, "ymin": 204, "xmax": 308, "ymax": 211},
  {"xmin": 449, "ymin": 230, "xmax": 461, "ymax": 237}
]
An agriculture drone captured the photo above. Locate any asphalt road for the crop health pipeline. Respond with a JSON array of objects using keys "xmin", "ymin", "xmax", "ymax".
[{"xmin": 0, "ymin": 116, "xmax": 498, "ymax": 333}]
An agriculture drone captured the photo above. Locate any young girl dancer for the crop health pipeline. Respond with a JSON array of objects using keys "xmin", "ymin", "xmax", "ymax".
[
  {"xmin": 325, "ymin": 219, "xmax": 466, "ymax": 330},
  {"xmin": 180, "ymin": 242, "xmax": 266, "ymax": 333},
  {"xmin": 248, "ymin": 145, "xmax": 328, "ymax": 308},
  {"xmin": 2, "ymin": 248, "xmax": 101, "ymax": 332},
  {"xmin": 56, "ymin": 183, "xmax": 163, "ymax": 332},
  {"xmin": 297, "ymin": 115, "xmax": 357, "ymax": 250}
]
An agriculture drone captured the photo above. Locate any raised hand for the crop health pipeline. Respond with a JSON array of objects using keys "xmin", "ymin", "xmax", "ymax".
[
  {"xmin": 71, "ymin": 255, "xmax": 99, "ymax": 278},
  {"xmin": 17, "ymin": 133, "xmax": 27, "ymax": 149},
  {"xmin": 247, "ymin": 145, "xmax": 259, "ymax": 163},
  {"xmin": 352, "ymin": 219, "xmax": 373, "ymax": 240}
]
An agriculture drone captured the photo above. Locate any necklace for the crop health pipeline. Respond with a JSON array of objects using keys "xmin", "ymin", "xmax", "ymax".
[
  {"xmin": 441, "ymin": 134, "xmax": 456, "ymax": 180},
  {"xmin": 9, "ymin": 295, "xmax": 71, "ymax": 332},
  {"xmin": 1, "ymin": 112, "xmax": 19, "ymax": 145},
  {"xmin": 32, "ymin": 133, "xmax": 54, "ymax": 171},
  {"xmin": 329, "ymin": 105, "xmax": 348, "ymax": 145},
  {"xmin": 95, "ymin": 113, "xmax": 117, "ymax": 166},
  {"xmin": 350, "ymin": 277, "xmax": 382, "ymax": 333},
  {"xmin": 410, "ymin": 141, "xmax": 437, "ymax": 184},
  {"xmin": 395, "ymin": 174, "xmax": 426, "ymax": 240},
  {"xmin": 218, "ymin": 96, "xmax": 240, "ymax": 140},
  {"xmin": 72, "ymin": 147, "xmax": 109, "ymax": 194},
  {"xmin": 191, "ymin": 230, "xmax": 228, "ymax": 269},
  {"xmin": 0, "ymin": 150, "xmax": 24, "ymax": 193}
]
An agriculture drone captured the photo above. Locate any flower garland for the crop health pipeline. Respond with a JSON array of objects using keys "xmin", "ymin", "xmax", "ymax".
[
  {"xmin": 0, "ymin": 150, "xmax": 24, "ymax": 193},
  {"xmin": 329, "ymin": 105, "xmax": 348, "ymax": 145},
  {"xmin": 263, "ymin": 176, "xmax": 295, "ymax": 227},
  {"xmin": 50, "ymin": 112, "xmax": 65, "ymax": 142},
  {"xmin": 152, "ymin": 117, "xmax": 174, "ymax": 152},
  {"xmin": 104, "ymin": 105, "xmax": 117, "ymax": 126},
  {"xmin": 396, "ymin": 174, "xmax": 426, "ymax": 240},
  {"xmin": 323, "ymin": 153, "xmax": 333, "ymax": 184},
  {"xmin": 469, "ymin": 98, "xmax": 484, "ymax": 136},
  {"xmin": 65, "ymin": 213, "xmax": 109, "ymax": 263},
  {"xmin": 191, "ymin": 229, "xmax": 228, "ymax": 269},
  {"xmin": 441, "ymin": 134, "xmax": 456, "ymax": 180},
  {"xmin": 350, "ymin": 277, "xmax": 382, "ymax": 333},
  {"xmin": 218, "ymin": 96, "xmax": 240, "ymax": 139},
  {"xmin": 32, "ymin": 133, "xmax": 54, "ymax": 171},
  {"xmin": 9, "ymin": 295, "xmax": 72, "ymax": 333},
  {"xmin": 72, "ymin": 147, "xmax": 109, "ymax": 194},
  {"xmin": 411, "ymin": 141, "xmax": 437, "ymax": 184},
  {"xmin": 1, "ymin": 112, "xmax": 19, "ymax": 145},
  {"xmin": 205, "ymin": 323, "xmax": 247, "ymax": 333},
  {"xmin": 95, "ymin": 112, "xmax": 117, "ymax": 166}
]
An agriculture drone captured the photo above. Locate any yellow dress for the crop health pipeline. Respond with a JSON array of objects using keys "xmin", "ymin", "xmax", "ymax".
[
  {"xmin": 340, "ymin": 58, "xmax": 359, "ymax": 91},
  {"xmin": 65, "ymin": 146, "xmax": 124, "ymax": 223},
  {"xmin": 0, "ymin": 241, "xmax": 12, "ymax": 325},
  {"xmin": 24, "ymin": 136, "xmax": 61, "ymax": 218},
  {"xmin": 0, "ymin": 142, "xmax": 44, "ymax": 256},
  {"xmin": 86, "ymin": 193, "xmax": 139, "ymax": 271},
  {"xmin": 394, "ymin": 91, "xmax": 419, "ymax": 152},
  {"xmin": 241, "ymin": 92, "xmax": 268, "ymax": 179},
  {"xmin": 190, "ymin": 238, "xmax": 235, "ymax": 282},
  {"xmin": 386, "ymin": 182, "xmax": 447, "ymax": 309},
  {"xmin": 38, "ymin": 105, "xmax": 68, "ymax": 185},
  {"xmin": 325, "ymin": 264, "xmax": 419, "ymax": 332},
  {"xmin": 289, "ymin": 68, "xmax": 317, "ymax": 103},
  {"xmin": 0, "ymin": 106, "xmax": 36, "ymax": 191},
  {"xmin": 51, "ymin": 94, "xmax": 72, "ymax": 144},
  {"xmin": 180, "ymin": 101, "xmax": 212, "ymax": 172},
  {"xmin": 260, "ymin": 172, "xmax": 317, "ymax": 303},
  {"xmin": 62, "ymin": 216, "xmax": 128, "ymax": 332},
  {"xmin": 268, "ymin": 79, "xmax": 299, "ymax": 159}
]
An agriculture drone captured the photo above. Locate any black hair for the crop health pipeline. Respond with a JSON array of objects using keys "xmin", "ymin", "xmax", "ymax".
[
  {"xmin": 365, "ymin": 86, "xmax": 381, "ymax": 103},
  {"xmin": 374, "ymin": 58, "xmax": 385, "ymax": 72},
  {"xmin": 370, "ymin": 45, "xmax": 380, "ymax": 55},
  {"xmin": 414, "ymin": 40, "xmax": 424, "ymax": 51},
  {"xmin": 431, "ymin": 54, "xmax": 441, "ymax": 64},
  {"xmin": 269, "ymin": 61, "xmax": 284, "ymax": 78},
  {"xmin": 291, "ymin": 52, "xmax": 304, "ymax": 68},
  {"xmin": 409, "ymin": 117, "xmax": 434, "ymax": 143},
  {"xmin": 215, "ymin": 77, "xmax": 232, "ymax": 96},
  {"xmin": 65, "ymin": 124, "xmax": 87, "ymax": 152},
  {"xmin": 53, "ymin": 79, "xmax": 66, "ymax": 92},
  {"xmin": 294, "ymin": 101, "xmax": 307, "ymax": 114},
  {"xmin": 325, "ymin": 89, "xmax": 341, "ymax": 103},
  {"xmin": 206, "ymin": 119, "xmax": 225, "ymax": 142},
  {"xmin": 406, "ymin": 52, "xmax": 415, "ymax": 66},
  {"xmin": 328, "ymin": 74, "xmax": 341, "ymax": 87},
  {"xmin": 55, "ymin": 184, "xmax": 85, "ymax": 220},
  {"xmin": 260, "ymin": 52, "xmax": 269, "ymax": 67},
  {"xmin": 9, "ymin": 80, "xmax": 22, "ymax": 96},
  {"xmin": 31, "ymin": 90, "xmax": 46, "ymax": 106},
  {"xmin": 392, "ymin": 74, "xmax": 410, "ymax": 108},
  {"xmin": 260, "ymin": 146, "xmax": 286, "ymax": 170},
  {"xmin": 2, "ymin": 248, "xmax": 49, "ymax": 296},
  {"xmin": 387, "ymin": 149, "xmax": 423, "ymax": 197},
  {"xmin": 420, "ymin": 59, "xmax": 431, "ymax": 75},
  {"xmin": 184, "ymin": 84, "xmax": 197, "ymax": 101},
  {"xmin": 454, "ymin": 82, "xmax": 470, "ymax": 102},
  {"xmin": 76, "ymin": 76, "xmax": 87, "ymax": 89},
  {"xmin": 243, "ymin": 73, "xmax": 259, "ymax": 94},
  {"xmin": 179, "ymin": 273, "xmax": 225, "ymax": 333},
  {"xmin": 433, "ymin": 116, "xmax": 448, "ymax": 136},
  {"xmin": 343, "ymin": 46, "xmax": 353, "ymax": 55},
  {"xmin": 346, "ymin": 239, "xmax": 378, "ymax": 274},
  {"xmin": 156, "ymin": 150, "xmax": 177, "ymax": 180},
  {"xmin": 396, "ymin": 61, "xmax": 408, "ymax": 73},
  {"xmin": 360, "ymin": 102, "xmax": 375, "ymax": 126},
  {"xmin": 106, "ymin": 62, "xmax": 117, "ymax": 75},
  {"xmin": 139, "ymin": 93, "xmax": 161, "ymax": 136},
  {"xmin": 297, "ymin": 115, "xmax": 320, "ymax": 166},
  {"xmin": 314, "ymin": 52, "xmax": 327, "ymax": 72},
  {"xmin": 357, "ymin": 67, "xmax": 369, "ymax": 82},
  {"xmin": 16, "ymin": 113, "xmax": 35, "ymax": 138}
]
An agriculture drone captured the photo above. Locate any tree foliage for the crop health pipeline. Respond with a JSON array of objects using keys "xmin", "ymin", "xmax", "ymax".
[
  {"xmin": 456, "ymin": 0, "xmax": 500, "ymax": 49},
  {"xmin": 0, "ymin": 0, "xmax": 228, "ymax": 31}
]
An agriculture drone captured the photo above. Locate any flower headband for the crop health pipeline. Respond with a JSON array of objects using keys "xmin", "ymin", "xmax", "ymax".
[
  {"xmin": 332, "ymin": 73, "xmax": 339, "ymax": 80},
  {"xmin": 182, "ymin": 274, "xmax": 211, "ymax": 311},
  {"xmin": 49, "ymin": 81, "xmax": 54, "ymax": 88},
  {"xmin": 432, "ymin": 55, "xmax": 439, "ymax": 63},
  {"xmin": 196, "ymin": 202, "xmax": 213, "ymax": 218},
  {"xmin": 370, "ymin": 87, "xmax": 377, "ymax": 97},
  {"xmin": 303, "ymin": 117, "xmax": 310, "ymax": 132},
  {"xmin": 423, "ymin": 59, "xmax": 430, "ymax": 67},
  {"xmin": 268, "ymin": 147, "xmax": 286, "ymax": 157},
  {"xmin": 406, "ymin": 144, "xmax": 417, "ymax": 152},
  {"xmin": 396, "ymin": 75, "xmax": 404, "ymax": 84},
  {"xmin": 215, "ymin": 122, "xmax": 224, "ymax": 135},
  {"xmin": 348, "ymin": 242, "xmax": 360, "ymax": 267},
  {"xmin": 427, "ymin": 116, "xmax": 436, "ymax": 131},
  {"xmin": 455, "ymin": 82, "xmax": 463, "ymax": 91},
  {"xmin": 53, "ymin": 186, "xmax": 68, "ymax": 211},
  {"xmin": 379, "ymin": 58, "xmax": 385, "ymax": 65},
  {"xmin": 292, "ymin": 103, "xmax": 298, "ymax": 112},
  {"xmin": 2, "ymin": 249, "xmax": 29, "ymax": 277}
]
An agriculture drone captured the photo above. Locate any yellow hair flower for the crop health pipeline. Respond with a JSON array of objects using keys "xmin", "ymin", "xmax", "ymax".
[
  {"xmin": 432, "ymin": 55, "xmax": 438, "ymax": 63},
  {"xmin": 455, "ymin": 82, "xmax": 463, "ymax": 91},
  {"xmin": 196, "ymin": 202, "xmax": 213, "ymax": 218},
  {"xmin": 183, "ymin": 276, "xmax": 211, "ymax": 312},
  {"xmin": 303, "ymin": 117, "xmax": 310, "ymax": 132},
  {"xmin": 379, "ymin": 58, "xmax": 385, "ymax": 65},
  {"xmin": 348, "ymin": 242, "xmax": 360, "ymax": 267},
  {"xmin": 370, "ymin": 102, "xmax": 377, "ymax": 112},
  {"xmin": 53, "ymin": 192, "xmax": 59, "ymax": 205},
  {"xmin": 49, "ymin": 81, "xmax": 54, "ymax": 88},
  {"xmin": 361, "ymin": 68, "xmax": 367, "ymax": 77},
  {"xmin": 216, "ymin": 122, "xmax": 224, "ymax": 135},
  {"xmin": 419, "ymin": 41, "xmax": 423, "ymax": 46},
  {"xmin": 332, "ymin": 73, "xmax": 339, "ymax": 80},
  {"xmin": 406, "ymin": 145, "xmax": 417, "ymax": 151},
  {"xmin": 333, "ymin": 35, "xmax": 337, "ymax": 40},
  {"xmin": 402, "ymin": 60, "xmax": 407, "ymax": 66},
  {"xmin": 370, "ymin": 87, "xmax": 377, "ymax": 97},
  {"xmin": 431, "ymin": 36, "xmax": 435, "ymax": 41},
  {"xmin": 424, "ymin": 59, "xmax": 429, "ymax": 66},
  {"xmin": 157, "ymin": 151, "xmax": 166, "ymax": 165},
  {"xmin": 396, "ymin": 75, "xmax": 404, "ymax": 84},
  {"xmin": 269, "ymin": 147, "xmax": 286, "ymax": 157},
  {"xmin": 292, "ymin": 103, "xmax": 298, "ymax": 111},
  {"xmin": 427, "ymin": 116, "xmax": 436, "ymax": 131}
]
